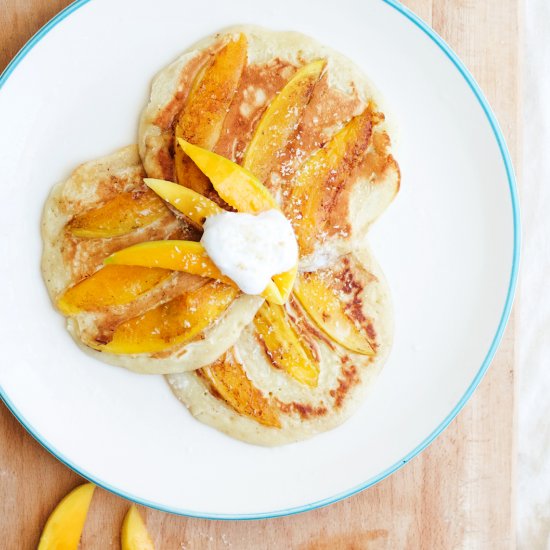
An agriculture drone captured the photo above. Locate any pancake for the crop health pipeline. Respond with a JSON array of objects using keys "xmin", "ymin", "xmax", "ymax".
[
  {"xmin": 139, "ymin": 25, "xmax": 399, "ymax": 269},
  {"xmin": 168, "ymin": 249, "xmax": 391, "ymax": 446},
  {"xmin": 41, "ymin": 145, "xmax": 263, "ymax": 374}
]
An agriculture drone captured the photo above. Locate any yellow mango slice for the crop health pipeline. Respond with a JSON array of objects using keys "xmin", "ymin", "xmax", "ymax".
[
  {"xmin": 243, "ymin": 59, "xmax": 326, "ymax": 183},
  {"xmin": 288, "ymin": 110, "xmax": 373, "ymax": 254},
  {"xmin": 272, "ymin": 267, "xmax": 297, "ymax": 304},
  {"xmin": 201, "ymin": 350, "xmax": 281, "ymax": 428},
  {"xmin": 57, "ymin": 265, "xmax": 171, "ymax": 315},
  {"xmin": 174, "ymin": 34, "xmax": 247, "ymax": 195},
  {"xmin": 144, "ymin": 178, "xmax": 223, "ymax": 226},
  {"xmin": 254, "ymin": 302, "xmax": 319, "ymax": 387},
  {"xmin": 121, "ymin": 505, "xmax": 155, "ymax": 550},
  {"xmin": 294, "ymin": 271, "xmax": 375, "ymax": 356},
  {"xmin": 177, "ymin": 139, "xmax": 297, "ymax": 299},
  {"xmin": 105, "ymin": 240, "xmax": 285, "ymax": 305},
  {"xmin": 178, "ymin": 138, "xmax": 277, "ymax": 213},
  {"xmin": 37, "ymin": 483, "xmax": 95, "ymax": 550},
  {"xmin": 105, "ymin": 240, "xmax": 231, "ymax": 283},
  {"xmin": 101, "ymin": 281, "xmax": 238, "ymax": 354},
  {"xmin": 67, "ymin": 190, "xmax": 167, "ymax": 238}
]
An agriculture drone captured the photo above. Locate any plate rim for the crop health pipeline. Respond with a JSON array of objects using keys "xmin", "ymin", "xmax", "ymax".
[{"xmin": 0, "ymin": 0, "xmax": 520, "ymax": 520}]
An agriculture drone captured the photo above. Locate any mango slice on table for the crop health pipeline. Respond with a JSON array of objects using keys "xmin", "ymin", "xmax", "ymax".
[
  {"xmin": 242, "ymin": 59, "xmax": 326, "ymax": 183},
  {"xmin": 294, "ymin": 271, "xmax": 375, "ymax": 356},
  {"xmin": 101, "ymin": 281, "xmax": 238, "ymax": 354},
  {"xmin": 174, "ymin": 34, "xmax": 247, "ymax": 196},
  {"xmin": 57, "ymin": 265, "xmax": 171, "ymax": 315},
  {"xmin": 105, "ymin": 240, "xmax": 285, "ymax": 305},
  {"xmin": 121, "ymin": 505, "xmax": 155, "ymax": 550},
  {"xmin": 288, "ymin": 109, "xmax": 373, "ymax": 255},
  {"xmin": 37, "ymin": 483, "xmax": 95, "ymax": 550},
  {"xmin": 177, "ymin": 139, "xmax": 278, "ymax": 213},
  {"xmin": 67, "ymin": 190, "xmax": 168, "ymax": 238},
  {"xmin": 254, "ymin": 302, "xmax": 319, "ymax": 387},
  {"xmin": 201, "ymin": 350, "xmax": 281, "ymax": 428},
  {"xmin": 144, "ymin": 178, "xmax": 223, "ymax": 226}
]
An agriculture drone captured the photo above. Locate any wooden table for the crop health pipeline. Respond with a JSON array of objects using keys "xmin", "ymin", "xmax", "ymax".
[{"xmin": 0, "ymin": 1, "xmax": 519, "ymax": 547}]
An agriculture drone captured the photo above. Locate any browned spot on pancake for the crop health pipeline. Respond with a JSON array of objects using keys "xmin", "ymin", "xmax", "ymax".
[
  {"xmin": 196, "ymin": 369, "xmax": 224, "ymax": 400},
  {"xmin": 330, "ymin": 356, "xmax": 360, "ymax": 408},
  {"xmin": 332, "ymin": 256, "xmax": 378, "ymax": 349},
  {"xmin": 214, "ymin": 59, "xmax": 296, "ymax": 165},
  {"xmin": 321, "ymin": 115, "xmax": 373, "ymax": 241},
  {"xmin": 156, "ymin": 141, "xmax": 175, "ymax": 182},
  {"xmin": 254, "ymin": 331, "xmax": 282, "ymax": 370},
  {"xmin": 285, "ymin": 295, "xmax": 335, "ymax": 357},
  {"xmin": 275, "ymin": 398, "xmax": 328, "ymax": 419},
  {"xmin": 96, "ymin": 173, "xmax": 144, "ymax": 202},
  {"xmin": 152, "ymin": 46, "xmax": 220, "ymax": 131},
  {"xmin": 298, "ymin": 73, "xmax": 364, "ymax": 154},
  {"xmin": 359, "ymin": 127, "xmax": 394, "ymax": 180}
]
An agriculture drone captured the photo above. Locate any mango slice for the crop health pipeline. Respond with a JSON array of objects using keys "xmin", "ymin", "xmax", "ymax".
[
  {"xmin": 105, "ymin": 240, "xmax": 233, "ymax": 284},
  {"xmin": 57, "ymin": 265, "xmax": 171, "ymax": 315},
  {"xmin": 144, "ymin": 178, "xmax": 222, "ymax": 226},
  {"xmin": 105, "ymin": 240, "xmax": 285, "ymax": 305},
  {"xmin": 178, "ymin": 138, "xmax": 277, "ymax": 213},
  {"xmin": 174, "ymin": 34, "xmax": 247, "ymax": 196},
  {"xmin": 121, "ymin": 505, "xmax": 155, "ymax": 550},
  {"xmin": 67, "ymin": 190, "xmax": 167, "ymax": 238},
  {"xmin": 201, "ymin": 350, "xmax": 281, "ymax": 428},
  {"xmin": 177, "ymin": 139, "xmax": 297, "ymax": 300},
  {"xmin": 272, "ymin": 267, "xmax": 298, "ymax": 304},
  {"xmin": 254, "ymin": 302, "xmax": 319, "ymax": 387},
  {"xmin": 243, "ymin": 59, "xmax": 326, "ymax": 183},
  {"xmin": 37, "ymin": 483, "xmax": 95, "ymax": 550},
  {"xmin": 288, "ymin": 109, "xmax": 373, "ymax": 255},
  {"xmin": 101, "ymin": 281, "xmax": 238, "ymax": 354},
  {"xmin": 294, "ymin": 271, "xmax": 375, "ymax": 356}
]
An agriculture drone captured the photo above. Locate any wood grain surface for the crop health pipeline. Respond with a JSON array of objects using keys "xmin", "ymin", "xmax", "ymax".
[{"xmin": 0, "ymin": 1, "xmax": 519, "ymax": 548}]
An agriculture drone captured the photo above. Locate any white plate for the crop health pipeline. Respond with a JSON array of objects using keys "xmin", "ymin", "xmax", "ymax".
[{"xmin": 0, "ymin": 0, "xmax": 518, "ymax": 518}]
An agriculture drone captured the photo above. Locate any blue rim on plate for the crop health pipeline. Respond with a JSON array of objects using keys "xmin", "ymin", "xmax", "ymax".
[{"xmin": 0, "ymin": 0, "xmax": 520, "ymax": 520}]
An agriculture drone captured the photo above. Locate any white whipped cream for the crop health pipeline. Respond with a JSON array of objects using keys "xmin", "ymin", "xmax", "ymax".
[{"xmin": 201, "ymin": 209, "xmax": 298, "ymax": 295}]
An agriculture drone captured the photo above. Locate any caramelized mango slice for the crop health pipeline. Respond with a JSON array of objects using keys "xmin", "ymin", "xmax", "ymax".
[
  {"xmin": 121, "ymin": 505, "xmax": 155, "ymax": 550},
  {"xmin": 57, "ymin": 265, "xmax": 171, "ymax": 315},
  {"xmin": 104, "ymin": 240, "xmax": 284, "ymax": 304},
  {"xmin": 101, "ymin": 281, "xmax": 238, "ymax": 354},
  {"xmin": 201, "ymin": 350, "xmax": 281, "ymax": 428},
  {"xmin": 67, "ymin": 190, "xmax": 167, "ymax": 238},
  {"xmin": 243, "ymin": 59, "xmax": 326, "ymax": 183},
  {"xmin": 177, "ymin": 139, "xmax": 297, "ymax": 299},
  {"xmin": 37, "ymin": 483, "xmax": 95, "ymax": 550},
  {"xmin": 144, "ymin": 178, "xmax": 222, "ymax": 226},
  {"xmin": 175, "ymin": 34, "xmax": 247, "ymax": 195},
  {"xmin": 254, "ymin": 302, "xmax": 319, "ymax": 387},
  {"xmin": 288, "ymin": 110, "xmax": 373, "ymax": 254},
  {"xmin": 294, "ymin": 271, "xmax": 375, "ymax": 356},
  {"xmin": 178, "ymin": 139, "xmax": 277, "ymax": 212}
]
